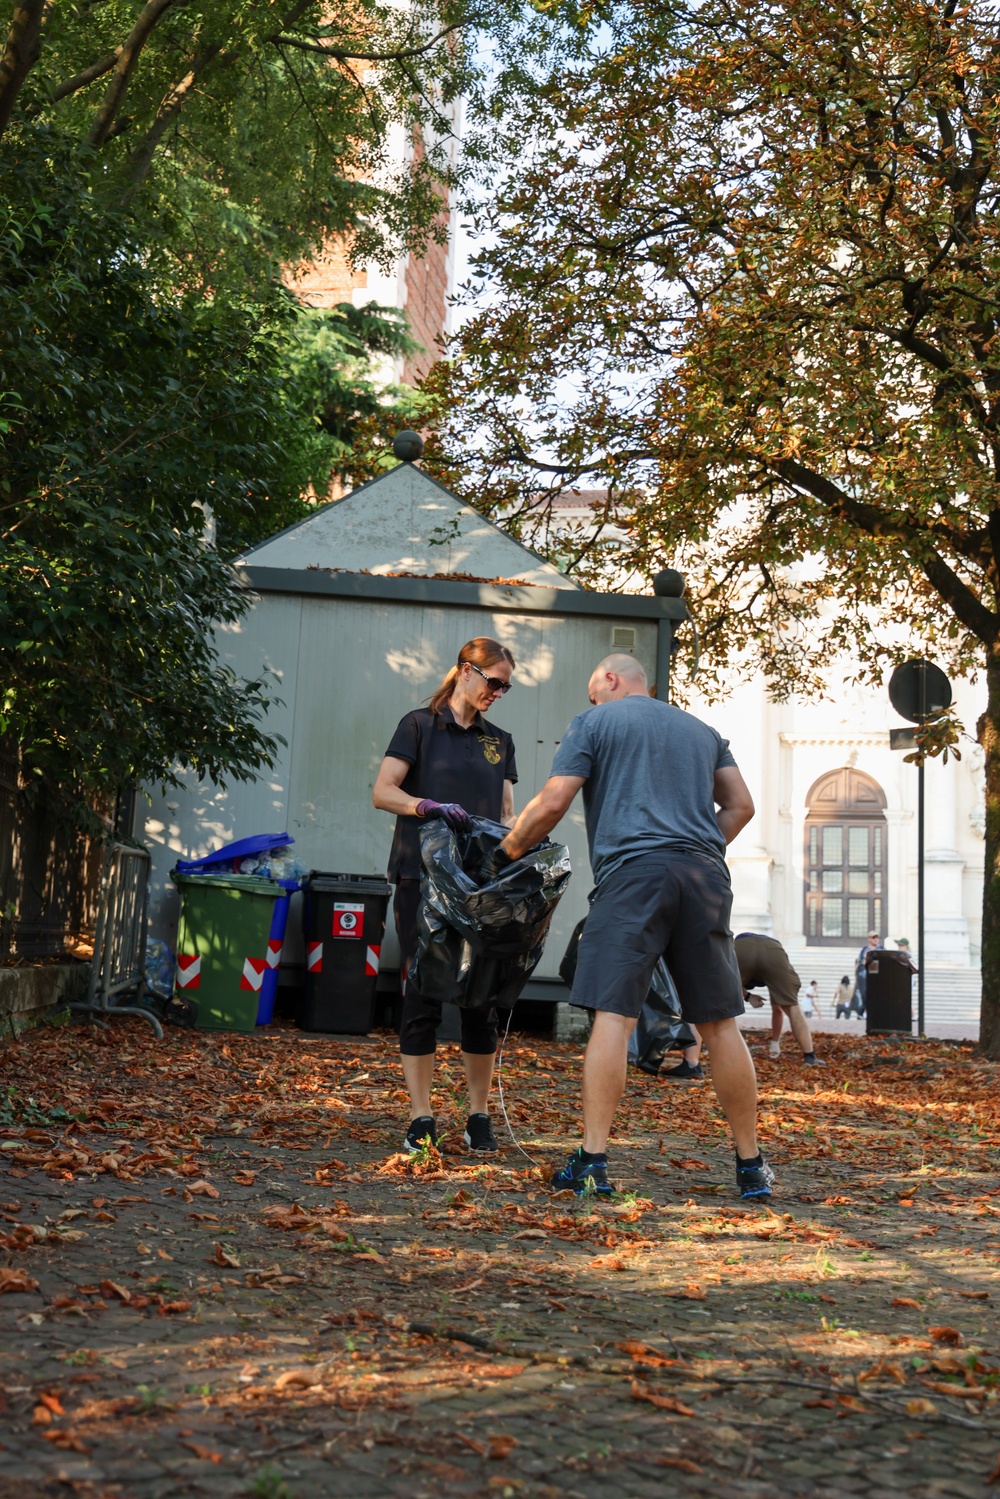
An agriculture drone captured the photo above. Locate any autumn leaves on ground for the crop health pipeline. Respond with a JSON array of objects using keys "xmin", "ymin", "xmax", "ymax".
[{"xmin": 0, "ymin": 1022, "xmax": 997, "ymax": 1499}]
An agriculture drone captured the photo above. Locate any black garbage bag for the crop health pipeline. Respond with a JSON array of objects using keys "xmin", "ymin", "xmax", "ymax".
[
  {"xmin": 413, "ymin": 816, "xmax": 571, "ymax": 1009},
  {"xmin": 635, "ymin": 962, "xmax": 697, "ymax": 1070},
  {"xmin": 558, "ymin": 918, "xmax": 696, "ymax": 1068}
]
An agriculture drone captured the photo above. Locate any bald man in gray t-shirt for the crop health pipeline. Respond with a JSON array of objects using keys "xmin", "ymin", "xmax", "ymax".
[{"xmin": 492, "ymin": 654, "xmax": 774, "ymax": 1203}]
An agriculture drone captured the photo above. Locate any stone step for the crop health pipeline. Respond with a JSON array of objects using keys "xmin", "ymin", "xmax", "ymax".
[{"xmin": 784, "ymin": 947, "xmax": 981, "ymax": 1026}]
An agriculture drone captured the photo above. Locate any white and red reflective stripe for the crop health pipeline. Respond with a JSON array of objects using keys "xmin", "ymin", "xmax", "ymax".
[
  {"xmin": 265, "ymin": 939, "xmax": 282, "ymax": 969},
  {"xmin": 365, "ymin": 945, "xmax": 380, "ymax": 978},
  {"xmin": 176, "ymin": 954, "xmax": 201, "ymax": 989},
  {"xmin": 307, "ymin": 941, "xmax": 323, "ymax": 973},
  {"xmin": 240, "ymin": 956, "xmax": 266, "ymax": 992}
]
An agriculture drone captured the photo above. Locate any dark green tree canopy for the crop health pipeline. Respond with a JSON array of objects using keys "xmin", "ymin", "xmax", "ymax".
[
  {"xmin": 0, "ymin": 0, "xmax": 575, "ymax": 817},
  {"xmin": 0, "ymin": 0, "xmax": 565, "ymax": 288}
]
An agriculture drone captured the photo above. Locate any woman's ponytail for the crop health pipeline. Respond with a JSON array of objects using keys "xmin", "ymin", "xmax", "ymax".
[{"xmin": 428, "ymin": 665, "xmax": 461, "ymax": 715}]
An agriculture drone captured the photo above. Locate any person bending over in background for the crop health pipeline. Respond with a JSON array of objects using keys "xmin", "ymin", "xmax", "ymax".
[
  {"xmin": 487, "ymin": 654, "xmax": 774, "ymax": 1201},
  {"xmin": 373, "ymin": 637, "xmax": 517, "ymax": 1156},
  {"xmin": 734, "ymin": 933, "xmax": 826, "ymax": 1066}
]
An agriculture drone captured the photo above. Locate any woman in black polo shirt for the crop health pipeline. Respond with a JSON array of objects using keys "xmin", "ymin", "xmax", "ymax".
[{"xmin": 373, "ymin": 637, "xmax": 517, "ymax": 1155}]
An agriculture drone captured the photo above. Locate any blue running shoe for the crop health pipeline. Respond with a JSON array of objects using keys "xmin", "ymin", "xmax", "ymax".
[
  {"xmin": 736, "ymin": 1155, "xmax": 775, "ymax": 1200},
  {"xmin": 551, "ymin": 1148, "xmax": 614, "ymax": 1196}
]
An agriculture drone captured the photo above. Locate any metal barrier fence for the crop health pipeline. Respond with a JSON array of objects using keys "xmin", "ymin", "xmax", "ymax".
[
  {"xmin": 0, "ymin": 740, "xmax": 109, "ymax": 961},
  {"xmin": 71, "ymin": 844, "xmax": 162, "ymax": 1038}
]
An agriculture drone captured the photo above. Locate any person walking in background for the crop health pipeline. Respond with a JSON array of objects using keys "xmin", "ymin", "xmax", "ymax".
[
  {"xmin": 373, "ymin": 638, "xmax": 517, "ymax": 1156},
  {"xmin": 802, "ymin": 979, "xmax": 821, "ymax": 1020},
  {"xmin": 488, "ymin": 654, "xmax": 775, "ymax": 1201},
  {"xmin": 735, "ymin": 933, "xmax": 826, "ymax": 1066},
  {"xmin": 834, "ymin": 974, "xmax": 858, "ymax": 1019},
  {"xmin": 854, "ymin": 931, "xmax": 880, "ymax": 1016}
]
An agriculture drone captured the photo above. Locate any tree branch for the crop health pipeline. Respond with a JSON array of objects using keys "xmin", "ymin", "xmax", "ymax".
[
  {"xmin": 86, "ymin": 0, "xmax": 184, "ymax": 149},
  {"xmin": 119, "ymin": 42, "xmax": 221, "ymax": 202},
  {"xmin": 51, "ymin": 46, "xmax": 122, "ymax": 102},
  {"xmin": 271, "ymin": 17, "xmax": 474, "ymax": 64},
  {"xmin": 0, "ymin": 0, "xmax": 49, "ymax": 141},
  {"xmin": 774, "ymin": 458, "xmax": 999, "ymax": 644}
]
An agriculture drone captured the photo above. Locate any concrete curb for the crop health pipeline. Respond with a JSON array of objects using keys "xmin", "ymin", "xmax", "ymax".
[{"xmin": 0, "ymin": 963, "xmax": 89, "ymax": 1041}]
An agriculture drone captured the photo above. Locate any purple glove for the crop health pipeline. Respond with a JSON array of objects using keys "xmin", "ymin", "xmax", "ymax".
[{"xmin": 416, "ymin": 799, "xmax": 471, "ymax": 831}]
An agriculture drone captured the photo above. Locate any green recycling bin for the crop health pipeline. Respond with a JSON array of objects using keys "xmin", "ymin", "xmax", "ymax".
[{"xmin": 171, "ymin": 872, "xmax": 284, "ymax": 1032}]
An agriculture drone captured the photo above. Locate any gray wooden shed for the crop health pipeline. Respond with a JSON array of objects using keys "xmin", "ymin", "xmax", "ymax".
[{"xmin": 138, "ymin": 460, "xmax": 686, "ymax": 994}]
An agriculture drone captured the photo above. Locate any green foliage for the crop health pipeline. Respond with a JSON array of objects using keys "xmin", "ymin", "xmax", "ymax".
[
  {"xmin": 8, "ymin": 0, "xmax": 575, "ymax": 294},
  {"xmin": 0, "ymin": 1085, "xmax": 76, "ymax": 1129},
  {"xmin": 0, "ymin": 0, "xmax": 582, "ymax": 817},
  {"xmin": 0, "ymin": 125, "xmax": 286, "ymax": 800},
  {"xmin": 278, "ymin": 302, "xmax": 426, "ymax": 494}
]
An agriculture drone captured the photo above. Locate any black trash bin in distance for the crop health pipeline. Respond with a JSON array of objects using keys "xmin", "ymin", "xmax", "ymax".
[
  {"xmin": 864, "ymin": 949, "xmax": 914, "ymax": 1035},
  {"xmin": 301, "ymin": 873, "xmax": 390, "ymax": 1034}
]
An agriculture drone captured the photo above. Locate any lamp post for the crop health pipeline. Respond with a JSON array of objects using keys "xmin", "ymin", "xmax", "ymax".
[{"xmin": 888, "ymin": 659, "xmax": 953, "ymax": 1037}]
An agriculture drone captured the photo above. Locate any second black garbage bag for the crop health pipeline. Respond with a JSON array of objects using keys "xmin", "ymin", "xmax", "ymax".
[
  {"xmin": 559, "ymin": 917, "xmax": 697, "ymax": 1070},
  {"xmin": 412, "ymin": 816, "xmax": 572, "ymax": 1008}
]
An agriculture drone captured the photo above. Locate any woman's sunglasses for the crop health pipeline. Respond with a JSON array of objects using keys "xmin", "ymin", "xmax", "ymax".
[{"xmin": 466, "ymin": 661, "xmax": 512, "ymax": 694}]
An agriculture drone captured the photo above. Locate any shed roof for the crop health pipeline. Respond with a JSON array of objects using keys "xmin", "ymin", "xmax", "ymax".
[{"xmin": 238, "ymin": 461, "xmax": 581, "ymax": 589}]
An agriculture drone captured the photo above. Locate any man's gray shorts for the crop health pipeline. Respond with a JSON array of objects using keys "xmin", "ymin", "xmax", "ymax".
[{"xmin": 570, "ymin": 851, "xmax": 745, "ymax": 1025}]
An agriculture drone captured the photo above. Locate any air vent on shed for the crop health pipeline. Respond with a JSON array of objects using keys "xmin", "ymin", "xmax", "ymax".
[{"xmin": 611, "ymin": 626, "xmax": 636, "ymax": 651}]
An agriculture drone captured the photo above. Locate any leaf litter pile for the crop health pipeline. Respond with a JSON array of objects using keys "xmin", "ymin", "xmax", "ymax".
[{"xmin": 0, "ymin": 1021, "xmax": 997, "ymax": 1499}]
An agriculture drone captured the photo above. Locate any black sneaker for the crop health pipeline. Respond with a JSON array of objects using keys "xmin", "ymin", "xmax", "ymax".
[
  {"xmin": 463, "ymin": 1113, "xmax": 498, "ymax": 1153},
  {"xmin": 551, "ymin": 1147, "xmax": 614, "ymax": 1196},
  {"xmin": 736, "ymin": 1155, "xmax": 776, "ymax": 1200},
  {"xmin": 661, "ymin": 1060, "xmax": 704, "ymax": 1081},
  {"xmin": 403, "ymin": 1116, "xmax": 437, "ymax": 1153},
  {"xmin": 802, "ymin": 1053, "xmax": 827, "ymax": 1066}
]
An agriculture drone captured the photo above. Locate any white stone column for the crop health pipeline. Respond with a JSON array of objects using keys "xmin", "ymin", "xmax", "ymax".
[
  {"xmin": 922, "ymin": 753, "xmax": 970, "ymax": 964},
  {"xmin": 726, "ymin": 680, "xmax": 774, "ymax": 934}
]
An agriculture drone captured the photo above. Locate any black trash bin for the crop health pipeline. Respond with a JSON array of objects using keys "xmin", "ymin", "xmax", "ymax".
[
  {"xmin": 864, "ymin": 949, "xmax": 914, "ymax": 1035},
  {"xmin": 300, "ymin": 873, "xmax": 390, "ymax": 1033}
]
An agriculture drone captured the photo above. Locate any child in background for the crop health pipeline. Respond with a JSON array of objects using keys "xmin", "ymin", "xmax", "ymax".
[{"xmin": 802, "ymin": 979, "xmax": 821, "ymax": 1020}]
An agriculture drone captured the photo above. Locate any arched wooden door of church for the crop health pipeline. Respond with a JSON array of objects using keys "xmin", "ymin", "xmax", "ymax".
[{"xmin": 804, "ymin": 769, "xmax": 887, "ymax": 946}]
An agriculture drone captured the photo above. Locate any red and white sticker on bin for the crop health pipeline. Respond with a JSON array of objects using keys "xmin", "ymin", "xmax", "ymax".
[
  {"xmin": 332, "ymin": 902, "xmax": 364, "ymax": 939},
  {"xmin": 176, "ymin": 955, "xmax": 201, "ymax": 990}
]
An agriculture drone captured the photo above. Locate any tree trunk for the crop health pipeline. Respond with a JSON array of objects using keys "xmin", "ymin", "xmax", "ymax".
[
  {"xmin": 0, "ymin": 0, "xmax": 48, "ymax": 142},
  {"xmin": 978, "ymin": 645, "xmax": 1000, "ymax": 1057}
]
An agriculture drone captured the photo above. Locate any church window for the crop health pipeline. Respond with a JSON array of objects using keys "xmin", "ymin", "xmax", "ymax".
[{"xmin": 804, "ymin": 769, "xmax": 887, "ymax": 946}]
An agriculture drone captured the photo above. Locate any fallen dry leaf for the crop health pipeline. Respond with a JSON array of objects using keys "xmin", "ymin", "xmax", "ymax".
[
  {"xmin": 180, "ymin": 1440, "xmax": 223, "ymax": 1463},
  {"xmin": 906, "ymin": 1398, "xmax": 939, "ymax": 1416},
  {"xmin": 0, "ymin": 1267, "xmax": 38, "ymax": 1294},
  {"xmin": 487, "ymin": 1434, "xmax": 518, "ymax": 1460},
  {"xmin": 209, "ymin": 1242, "xmax": 240, "ymax": 1268},
  {"xmin": 186, "ymin": 1180, "xmax": 220, "ymax": 1199},
  {"xmin": 43, "ymin": 1430, "xmax": 89, "ymax": 1453},
  {"xmin": 928, "ymin": 1326, "xmax": 962, "ymax": 1346},
  {"xmin": 631, "ymin": 1382, "xmax": 696, "ymax": 1417}
]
